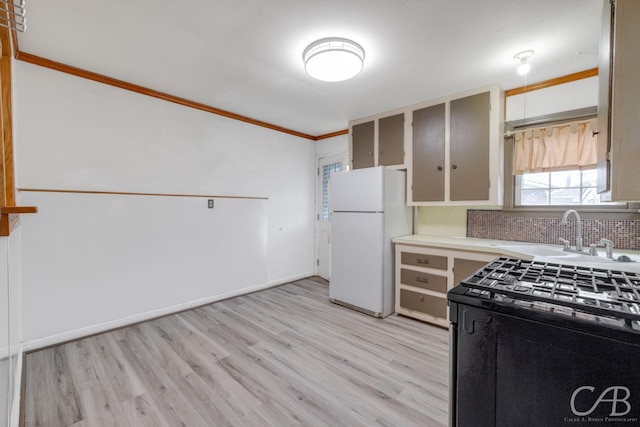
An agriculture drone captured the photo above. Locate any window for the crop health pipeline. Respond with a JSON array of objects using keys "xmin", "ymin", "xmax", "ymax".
[
  {"xmin": 321, "ymin": 161, "xmax": 341, "ymax": 221},
  {"xmin": 503, "ymin": 110, "xmax": 638, "ymax": 218},
  {"xmin": 516, "ymin": 169, "xmax": 620, "ymax": 206}
]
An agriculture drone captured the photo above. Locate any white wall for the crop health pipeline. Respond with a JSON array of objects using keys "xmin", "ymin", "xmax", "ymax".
[
  {"xmin": 14, "ymin": 62, "xmax": 317, "ymax": 348},
  {"xmin": 314, "ymin": 134, "xmax": 348, "ymax": 160},
  {"xmin": 19, "ymin": 192, "xmax": 269, "ymax": 348},
  {"xmin": 506, "ymin": 76, "xmax": 598, "ymax": 122},
  {"xmin": 0, "ymin": 228, "xmax": 23, "ymax": 427},
  {"xmin": 0, "ymin": 237, "xmax": 7, "ymax": 426}
]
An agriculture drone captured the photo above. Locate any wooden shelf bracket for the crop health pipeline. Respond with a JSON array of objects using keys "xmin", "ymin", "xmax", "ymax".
[{"xmin": 0, "ymin": 205, "xmax": 38, "ymax": 236}]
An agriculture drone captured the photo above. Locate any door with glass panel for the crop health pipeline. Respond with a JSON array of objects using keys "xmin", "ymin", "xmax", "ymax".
[{"xmin": 316, "ymin": 155, "xmax": 343, "ymax": 280}]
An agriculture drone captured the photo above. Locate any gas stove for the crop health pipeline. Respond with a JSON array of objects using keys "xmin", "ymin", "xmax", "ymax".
[
  {"xmin": 448, "ymin": 257, "xmax": 640, "ymax": 427},
  {"xmin": 456, "ymin": 256, "xmax": 640, "ymax": 328}
]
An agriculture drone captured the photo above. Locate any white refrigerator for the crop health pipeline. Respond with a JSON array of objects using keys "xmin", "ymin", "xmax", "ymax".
[{"xmin": 329, "ymin": 166, "xmax": 413, "ymax": 317}]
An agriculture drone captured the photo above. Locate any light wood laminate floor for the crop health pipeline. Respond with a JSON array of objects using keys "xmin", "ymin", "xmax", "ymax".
[{"xmin": 23, "ymin": 277, "xmax": 449, "ymax": 427}]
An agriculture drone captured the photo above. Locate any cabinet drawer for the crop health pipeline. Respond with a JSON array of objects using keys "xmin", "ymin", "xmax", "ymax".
[
  {"xmin": 400, "ymin": 268, "xmax": 447, "ymax": 293},
  {"xmin": 399, "ymin": 289, "xmax": 447, "ymax": 319},
  {"xmin": 401, "ymin": 251, "xmax": 447, "ymax": 270}
]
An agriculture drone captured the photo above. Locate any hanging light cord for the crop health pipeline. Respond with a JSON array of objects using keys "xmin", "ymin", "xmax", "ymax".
[{"xmin": 522, "ymin": 73, "xmax": 528, "ymax": 126}]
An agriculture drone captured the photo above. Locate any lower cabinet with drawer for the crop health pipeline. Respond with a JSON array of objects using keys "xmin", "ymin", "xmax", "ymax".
[{"xmin": 395, "ymin": 244, "xmax": 499, "ymax": 327}]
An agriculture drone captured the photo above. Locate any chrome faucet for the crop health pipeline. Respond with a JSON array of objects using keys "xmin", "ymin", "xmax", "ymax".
[
  {"xmin": 561, "ymin": 209, "xmax": 583, "ymax": 252},
  {"xmin": 600, "ymin": 238, "xmax": 614, "ymax": 259}
]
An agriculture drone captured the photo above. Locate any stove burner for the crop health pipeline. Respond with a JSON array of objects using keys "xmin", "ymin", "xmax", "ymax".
[{"xmin": 459, "ymin": 257, "xmax": 640, "ymax": 324}]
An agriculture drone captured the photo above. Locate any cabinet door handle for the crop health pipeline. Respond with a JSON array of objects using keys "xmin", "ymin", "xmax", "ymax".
[
  {"xmin": 419, "ymin": 295, "xmax": 425, "ymax": 302},
  {"xmin": 379, "ymin": 150, "xmax": 383, "ymax": 154},
  {"xmin": 368, "ymin": 152, "xmax": 373, "ymax": 156},
  {"xmin": 437, "ymin": 166, "xmax": 443, "ymax": 171},
  {"xmin": 451, "ymin": 164, "xmax": 458, "ymax": 170},
  {"xmin": 416, "ymin": 259, "xmax": 430, "ymax": 265},
  {"xmin": 416, "ymin": 277, "xmax": 429, "ymax": 283}
]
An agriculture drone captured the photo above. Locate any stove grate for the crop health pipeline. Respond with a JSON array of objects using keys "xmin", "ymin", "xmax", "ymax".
[{"xmin": 460, "ymin": 257, "xmax": 640, "ymax": 324}]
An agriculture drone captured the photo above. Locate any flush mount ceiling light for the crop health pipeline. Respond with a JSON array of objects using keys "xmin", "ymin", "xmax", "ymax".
[
  {"xmin": 303, "ymin": 37, "xmax": 365, "ymax": 82},
  {"xmin": 514, "ymin": 50, "xmax": 534, "ymax": 75}
]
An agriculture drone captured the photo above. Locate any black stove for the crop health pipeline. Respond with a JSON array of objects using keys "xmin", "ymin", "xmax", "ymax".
[
  {"xmin": 448, "ymin": 257, "xmax": 640, "ymax": 427},
  {"xmin": 458, "ymin": 256, "xmax": 640, "ymax": 327}
]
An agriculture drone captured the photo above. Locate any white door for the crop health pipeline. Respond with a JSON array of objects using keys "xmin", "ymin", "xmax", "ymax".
[{"xmin": 316, "ymin": 154, "xmax": 344, "ymax": 280}]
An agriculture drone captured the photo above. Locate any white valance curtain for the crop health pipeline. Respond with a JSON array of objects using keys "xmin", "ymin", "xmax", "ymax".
[{"xmin": 512, "ymin": 119, "xmax": 598, "ymax": 175}]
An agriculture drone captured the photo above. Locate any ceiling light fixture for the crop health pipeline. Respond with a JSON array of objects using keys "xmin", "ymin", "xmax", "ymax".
[
  {"xmin": 514, "ymin": 50, "xmax": 534, "ymax": 75},
  {"xmin": 303, "ymin": 38, "xmax": 365, "ymax": 82}
]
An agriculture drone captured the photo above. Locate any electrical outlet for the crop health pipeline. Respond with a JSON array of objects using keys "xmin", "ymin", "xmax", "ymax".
[{"xmin": 208, "ymin": 199, "xmax": 214, "ymax": 209}]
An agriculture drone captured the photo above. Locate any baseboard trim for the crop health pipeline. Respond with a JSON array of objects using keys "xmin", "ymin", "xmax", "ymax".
[{"xmin": 23, "ymin": 273, "xmax": 314, "ymax": 352}]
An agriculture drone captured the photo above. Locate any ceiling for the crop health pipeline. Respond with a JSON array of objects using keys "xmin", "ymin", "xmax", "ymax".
[{"xmin": 17, "ymin": 0, "xmax": 604, "ymax": 138}]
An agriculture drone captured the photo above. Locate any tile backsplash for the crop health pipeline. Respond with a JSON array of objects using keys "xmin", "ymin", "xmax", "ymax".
[{"xmin": 467, "ymin": 210, "xmax": 640, "ymax": 251}]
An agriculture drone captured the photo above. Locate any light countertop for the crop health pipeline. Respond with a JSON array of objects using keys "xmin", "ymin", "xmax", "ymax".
[
  {"xmin": 393, "ymin": 234, "xmax": 640, "ymax": 273},
  {"xmin": 393, "ymin": 234, "xmax": 523, "ymax": 254}
]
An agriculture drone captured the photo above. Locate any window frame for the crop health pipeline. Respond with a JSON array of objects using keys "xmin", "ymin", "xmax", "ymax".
[
  {"xmin": 503, "ymin": 108, "xmax": 640, "ymax": 219},
  {"xmin": 321, "ymin": 161, "xmax": 342, "ymax": 221},
  {"xmin": 515, "ymin": 168, "xmax": 607, "ymax": 207}
]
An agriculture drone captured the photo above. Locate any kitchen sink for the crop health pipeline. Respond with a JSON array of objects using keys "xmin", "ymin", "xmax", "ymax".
[
  {"xmin": 492, "ymin": 243, "xmax": 640, "ymax": 272},
  {"xmin": 547, "ymin": 253, "xmax": 613, "ymax": 263},
  {"xmin": 492, "ymin": 244, "xmax": 569, "ymax": 257}
]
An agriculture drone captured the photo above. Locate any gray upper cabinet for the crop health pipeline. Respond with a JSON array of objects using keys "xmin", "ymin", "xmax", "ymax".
[
  {"xmin": 412, "ymin": 103, "xmax": 445, "ymax": 202},
  {"xmin": 411, "ymin": 95, "xmax": 490, "ymax": 203},
  {"xmin": 348, "ymin": 86, "xmax": 501, "ymax": 205},
  {"xmin": 450, "ymin": 92, "xmax": 491, "ymax": 201},
  {"xmin": 350, "ymin": 112, "xmax": 406, "ymax": 170},
  {"xmin": 351, "ymin": 121, "xmax": 375, "ymax": 169},
  {"xmin": 597, "ymin": 0, "xmax": 640, "ymax": 201},
  {"xmin": 408, "ymin": 86, "xmax": 503, "ymax": 206},
  {"xmin": 378, "ymin": 114, "xmax": 405, "ymax": 166}
]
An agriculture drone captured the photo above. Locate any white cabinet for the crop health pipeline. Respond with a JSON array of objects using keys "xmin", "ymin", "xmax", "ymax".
[{"xmin": 395, "ymin": 244, "xmax": 498, "ymax": 327}]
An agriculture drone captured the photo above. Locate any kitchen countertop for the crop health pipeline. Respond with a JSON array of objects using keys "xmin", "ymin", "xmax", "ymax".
[
  {"xmin": 393, "ymin": 234, "xmax": 525, "ymax": 255},
  {"xmin": 393, "ymin": 234, "xmax": 640, "ymax": 273}
]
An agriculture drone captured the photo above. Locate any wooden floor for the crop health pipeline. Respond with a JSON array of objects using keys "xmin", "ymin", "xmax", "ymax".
[{"xmin": 23, "ymin": 277, "xmax": 449, "ymax": 427}]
